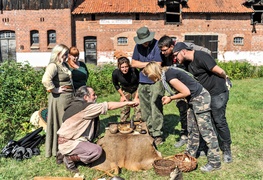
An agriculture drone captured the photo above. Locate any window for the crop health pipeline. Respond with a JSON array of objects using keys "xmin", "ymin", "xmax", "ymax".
[
  {"xmin": 30, "ymin": 30, "xmax": 39, "ymax": 50},
  {"xmin": 233, "ymin": 37, "xmax": 244, "ymax": 45},
  {"xmin": 0, "ymin": 31, "xmax": 15, "ymax": 39},
  {"xmin": 165, "ymin": 2, "xmax": 181, "ymax": 23},
  {"xmin": 47, "ymin": 30, "xmax": 56, "ymax": 49},
  {"xmin": 117, "ymin": 37, "xmax": 128, "ymax": 45},
  {"xmin": 252, "ymin": 5, "xmax": 263, "ymax": 24}
]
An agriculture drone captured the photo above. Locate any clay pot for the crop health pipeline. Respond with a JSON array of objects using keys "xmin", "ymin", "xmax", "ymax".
[{"xmin": 109, "ymin": 124, "xmax": 118, "ymax": 134}]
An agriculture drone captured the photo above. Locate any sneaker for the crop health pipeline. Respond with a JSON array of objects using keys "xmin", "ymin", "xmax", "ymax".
[
  {"xmin": 200, "ymin": 163, "xmax": 221, "ymax": 173},
  {"xmin": 154, "ymin": 136, "xmax": 163, "ymax": 146},
  {"xmin": 174, "ymin": 138, "xmax": 187, "ymax": 148}
]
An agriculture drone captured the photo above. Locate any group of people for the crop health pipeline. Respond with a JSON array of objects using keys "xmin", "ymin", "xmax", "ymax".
[
  {"xmin": 41, "ymin": 26, "xmax": 232, "ymax": 173},
  {"xmin": 134, "ymin": 27, "xmax": 232, "ymax": 172}
]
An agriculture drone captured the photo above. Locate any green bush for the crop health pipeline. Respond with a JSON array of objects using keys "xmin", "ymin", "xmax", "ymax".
[
  {"xmin": 86, "ymin": 63, "xmax": 117, "ymax": 95},
  {"xmin": 0, "ymin": 61, "xmax": 47, "ymax": 143},
  {"xmin": 217, "ymin": 61, "xmax": 263, "ymax": 79}
]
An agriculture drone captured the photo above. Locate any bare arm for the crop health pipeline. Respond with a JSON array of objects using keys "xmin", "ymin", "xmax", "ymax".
[
  {"xmin": 211, "ymin": 65, "xmax": 227, "ymax": 79},
  {"xmin": 162, "ymin": 79, "xmax": 190, "ymax": 105},
  {"xmin": 131, "ymin": 59, "xmax": 148, "ymax": 69},
  {"xmin": 107, "ymin": 101, "xmax": 138, "ymax": 110},
  {"xmin": 133, "ymin": 89, "xmax": 140, "ymax": 104},
  {"xmin": 117, "ymin": 89, "xmax": 127, "ymax": 102}
]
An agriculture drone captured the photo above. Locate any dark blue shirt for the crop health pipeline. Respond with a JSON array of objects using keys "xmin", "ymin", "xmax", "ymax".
[{"xmin": 132, "ymin": 39, "xmax": 162, "ymax": 84}]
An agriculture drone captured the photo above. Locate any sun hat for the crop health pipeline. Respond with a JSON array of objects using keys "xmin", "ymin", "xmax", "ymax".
[
  {"xmin": 173, "ymin": 42, "xmax": 193, "ymax": 53},
  {"xmin": 134, "ymin": 27, "xmax": 155, "ymax": 44}
]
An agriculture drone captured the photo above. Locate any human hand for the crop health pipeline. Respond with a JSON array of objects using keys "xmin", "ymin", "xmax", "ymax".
[
  {"xmin": 120, "ymin": 96, "xmax": 127, "ymax": 102},
  {"xmin": 126, "ymin": 101, "xmax": 139, "ymax": 107},
  {"xmin": 51, "ymin": 86, "xmax": 67, "ymax": 94},
  {"xmin": 226, "ymin": 76, "xmax": 232, "ymax": 90},
  {"xmin": 162, "ymin": 96, "xmax": 172, "ymax": 105},
  {"xmin": 133, "ymin": 97, "xmax": 140, "ymax": 104}
]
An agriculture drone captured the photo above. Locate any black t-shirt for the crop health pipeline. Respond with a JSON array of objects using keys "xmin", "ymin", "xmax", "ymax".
[
  {"xmin": 112, "ymin": 67, "xmax": 139, "ymax": 93},
  {"xmin": 165, "ymin": 68, "xmax": 203, "ymax": 101},
  {"xmin": 185, "ymin": 51, "xmax": 227, "ymax": 96}
]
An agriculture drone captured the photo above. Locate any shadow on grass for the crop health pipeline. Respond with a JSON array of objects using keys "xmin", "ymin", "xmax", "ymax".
[
  {"xmin": 163, "ymin": 114, "xmax": 181, "ymax": 140},
  {"xmin": 99, "ymin": 115, "xmax": 119, "ymax": 134}
]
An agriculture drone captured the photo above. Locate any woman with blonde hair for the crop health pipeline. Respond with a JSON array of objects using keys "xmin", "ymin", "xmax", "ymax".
[
  {"xmin": 112, "ymin": 52, "xmax": 141, "ymax": 122},
  {"xmin": 67, "ymin": 46, "xmax": 89, "ymax": 90},
  {"xmin": 143, "ymin": 62, "xmax": 221, "ymax": 172},
  {"xmin": 42, "ymin": 44, "xmax": 74, "ymax": 158}
]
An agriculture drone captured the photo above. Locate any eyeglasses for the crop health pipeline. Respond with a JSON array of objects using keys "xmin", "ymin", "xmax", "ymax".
[
  {"xmin": 160, "ymin": 48, "xmax": 169, "ymax": 53},
  {"xmin": 174, "ymin": 50, "xmax": 181, "ymax": 58}
]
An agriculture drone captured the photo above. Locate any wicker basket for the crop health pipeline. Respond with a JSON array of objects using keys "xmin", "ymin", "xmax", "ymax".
[
  {"xmin": 174, "ymin": 153, "xmax": 197, "ymax": 172},
  {"xmin": 153, "ymin": 159, "xmax": 176, "ymax": 176}
]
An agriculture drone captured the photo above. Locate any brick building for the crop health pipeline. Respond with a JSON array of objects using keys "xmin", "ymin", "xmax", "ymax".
[{"xmin": 0, "ymin": 0, "xmax": 263, "ymax": 66}]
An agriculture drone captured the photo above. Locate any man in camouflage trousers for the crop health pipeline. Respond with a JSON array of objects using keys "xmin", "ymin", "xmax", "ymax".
[{"xmin": 186, "ymin": 88, "xmax": 221, "ymax": 171}]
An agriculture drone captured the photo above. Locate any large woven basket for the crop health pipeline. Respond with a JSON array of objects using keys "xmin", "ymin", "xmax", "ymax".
[
  {"xmin": 174, "ymin": 153, "xmax": 197, "ymax": 172},
  {"xmin": 153, "ymin": 159, "xmax": 176, "ymax": 176}
]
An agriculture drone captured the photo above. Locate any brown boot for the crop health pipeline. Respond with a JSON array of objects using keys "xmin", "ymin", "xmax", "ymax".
[
  {"xmin": 56, "ymin": 151, "xmax": 64, "ymax": 165},
  {"xmin": 63, "ymin": 154, "xmax": 80, "ymax": 173}
]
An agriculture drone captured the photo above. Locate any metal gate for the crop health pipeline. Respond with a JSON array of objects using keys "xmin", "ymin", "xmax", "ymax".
[
  {"xmin": 184, "ymin": 35, "xmax": 218, "ymax": 59},
  {"xmin": 0, "ymin": 31, "xmax": 16, "ymax": 62},
  {"xmin": 84, "ymin": 36, "xmax": 97, "ymax": 65}
]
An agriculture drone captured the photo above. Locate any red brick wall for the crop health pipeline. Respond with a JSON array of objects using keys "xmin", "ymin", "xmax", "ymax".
[
  {"xmin": 74, "ymin": 13, "xmax": 263, "ymax": 56},
  {"xmin": 0, "ymin": 9, "xmax": 72, "ymax": 52}
]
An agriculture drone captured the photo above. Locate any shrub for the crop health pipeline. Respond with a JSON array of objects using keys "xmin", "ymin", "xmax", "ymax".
[
  {"xmin": 87, "ymin": 63, "xmax": 117, "ymax": 96},
  {"xmin": 217, "ymin": 61, "xmax": 263, "ymax": 79},
  {"xmin": 0, "ymin": 61, "xmax": 47, "ymax": 143}
]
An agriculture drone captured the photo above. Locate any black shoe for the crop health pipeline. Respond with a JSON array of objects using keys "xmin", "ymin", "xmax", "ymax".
[
  {"xmin": 63, "ymin": 156, "xmax": 79, "ymax": 173},
  {"xmin": 223, "ymin": 150, "xmax": 233, "ymax": 163},
  {"xmin": 56, "ymin": 151, "xmax": 64, "ymax": 165},
  {"xmin": 222, "ymin": 143, "xmax": 233, "ymax": 163},
  {"xmin": 200, "ymin": 163, "xmax": 221, "ymax": 172}
]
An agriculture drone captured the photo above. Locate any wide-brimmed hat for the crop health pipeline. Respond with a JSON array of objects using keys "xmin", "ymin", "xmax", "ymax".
[
  {"xmin": 173, "ymin": 42, "xmax": 193, "ymax": 53},
  {"xmin": 134, "ymin": 27, "xmax": 155, "ymax": 44}
]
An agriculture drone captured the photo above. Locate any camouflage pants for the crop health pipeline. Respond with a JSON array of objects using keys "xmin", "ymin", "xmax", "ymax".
[
  {"xmin": 120, "ymin": 90, "xmax": 141, "ymax": 122},
  {"xmin": 186, "ymin": 88, "xmax": 221, "ymax": 167}
]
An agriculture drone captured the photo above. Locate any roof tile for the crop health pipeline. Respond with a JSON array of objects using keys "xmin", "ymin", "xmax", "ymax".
[
  {"xmin": 72, "ymin": 0, "xmax": 253, "ymax": 14},
  {"xmin": 73, "ymin": 0, "xmax": 164, "ymax": 14},
  {"xmin": 183, "ymin": 0, "xmax": 253, "ymax": 13}
]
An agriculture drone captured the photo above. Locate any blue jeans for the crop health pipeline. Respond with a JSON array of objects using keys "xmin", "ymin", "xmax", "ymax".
[{"xmin": 210, "ymin": 91, "xmax": 232, "ymax": 149}]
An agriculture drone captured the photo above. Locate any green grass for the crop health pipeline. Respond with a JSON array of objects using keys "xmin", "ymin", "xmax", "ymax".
[{"xmin": 1, "ymin": 78, "xmax": 263, "ymax": 180}]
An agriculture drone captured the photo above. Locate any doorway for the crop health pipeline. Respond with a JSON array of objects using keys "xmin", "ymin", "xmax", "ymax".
[
  {"xmin": 0, "ymin": 31, "xmax": 16, "ymax": 62},
  {"xmin": 184, "ymin": 35, "xmax": 218, "ymax": 59},
  {"xmin": 84, "ymin": 36, "xmax": 97, "ymax": 65}
]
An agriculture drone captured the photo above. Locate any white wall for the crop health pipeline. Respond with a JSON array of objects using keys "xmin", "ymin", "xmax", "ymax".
[{"xmin": 16, "ymin": 51, "xmax": 263, "ymax": 67}]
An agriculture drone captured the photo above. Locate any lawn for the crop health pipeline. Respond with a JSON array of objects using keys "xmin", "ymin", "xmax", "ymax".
[{"xmin": 0, "ymin": 78, "xmax": 262, "ymax": 180}]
